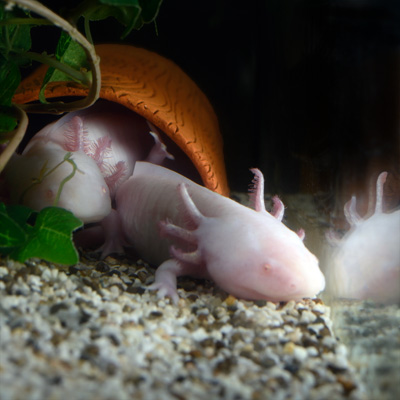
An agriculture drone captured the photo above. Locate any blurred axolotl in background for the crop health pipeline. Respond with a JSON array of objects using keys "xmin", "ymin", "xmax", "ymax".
[
  {"xmin": 327, "ymin": 171, "xmax": 400, "ymax": 304},
  {"xmin": 2, "ymin": 101, "xmax": 325, "ymax": 303}
]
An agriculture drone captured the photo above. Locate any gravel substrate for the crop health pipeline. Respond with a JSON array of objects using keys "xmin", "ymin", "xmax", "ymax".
[
  {"xmin": 330, "ymin": 299, "xmax": 400, "ymax": 400},
  {"xmin": 1, "ymin": 191, "xmax": 398, "ymax": 400},
  {"xmin": 0, "ymin": 253, "xmax": 365, "ymax": 400}
]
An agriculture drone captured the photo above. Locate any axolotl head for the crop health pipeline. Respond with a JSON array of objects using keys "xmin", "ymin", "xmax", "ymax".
[
  {"xmin": 200, "ymin": 209, "xmax": 325, "ymax": 302},
  {"xmin": 4, "ymin": 142, "xmax": 111, "ymax": 223},
  {"xmin": 170, "ymin": 174, "xmax": 325, "ymax": 302}
]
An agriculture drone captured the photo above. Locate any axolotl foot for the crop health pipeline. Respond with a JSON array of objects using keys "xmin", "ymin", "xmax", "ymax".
[
  {"xmin": 147, "ymin": 255, "xmax": 209, "ymax": 305},
  {"xmin": 147, "ymin": 259, "xmax": 186, "ymax": 305}
]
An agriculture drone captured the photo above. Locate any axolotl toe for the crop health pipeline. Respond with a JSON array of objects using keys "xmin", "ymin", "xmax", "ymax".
[
  {"xmin": 329, "ymin": 171, "xmax": 400, "ymax": 304},
  {"xmin": 110, "ymin": 161, "xmax": 326, "ymax": 303}
]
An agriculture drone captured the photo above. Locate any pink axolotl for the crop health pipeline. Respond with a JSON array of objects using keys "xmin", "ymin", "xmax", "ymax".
[
  {"xmin": 328, "ymin": 172, "xmax": 400, "ymax": 304},
  {"xmin": 105, "ymin": 161, "xmax": 326, "ymax": 303},
  {"xmin": 22, "ymin": 101, "xmax": 173, "ymax": 197},
  {"xmin": 3, "ymin": 101, "xmax": 173, "ymax": 222}
]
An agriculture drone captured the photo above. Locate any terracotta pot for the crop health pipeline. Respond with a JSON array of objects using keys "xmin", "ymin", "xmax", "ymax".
[{"xmin": 13, "ymin": 44, "xmax": 229, "ymax": 196}]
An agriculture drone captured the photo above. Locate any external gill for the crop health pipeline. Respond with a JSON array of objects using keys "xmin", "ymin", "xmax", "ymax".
[
  {"xmin": 344, "ymin": 171, "xmax": 388, "ymax": 227},
  {"xmin": 249, "ymin": 168, "xmax": 285, "ymax": 220}
]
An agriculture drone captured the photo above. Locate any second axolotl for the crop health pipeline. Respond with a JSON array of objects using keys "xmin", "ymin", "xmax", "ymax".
[{"xmin": 328, "ymin": 171, "xmax": 400, "ymax": 304}]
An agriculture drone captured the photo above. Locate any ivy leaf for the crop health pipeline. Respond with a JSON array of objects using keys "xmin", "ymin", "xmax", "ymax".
[
  {"xmin": 0, "ymin": 203, "xmax": 83, "ymax": 265},
  {"xmin": 0, "ymin": 4, "xmax": 31, "ymax": 132},
  {"xmin": 139, "ymin": 0, "xmax": 164, "ymax": 23},
  {"xmin": 0, "ymin": 4, "xmax": 32, "ymax": 64},
  {"xmin": 4, "ymin": 203, "xmax": 35, "ymax": 228},
  {"xmin": 39, "ymin": 31, "xmax": 89, "ymax": 103},
  {"xmin": 0, "ymin": 203, "xmax": 29, "ymax": 255},
  {"xmin": 0, "ymin": 106, "xmax": 17, "ymax": 133},
  {"xmin": 14, "ymin": 207, "xmax": 83, "ymax": 265},
  {"xmin": 76, "ymin": 0, "xmax": 163, "ymax": 38},
  {"xmin": 0, "ymin": 57, "xmax": 20, "ymax": 105},
  {"xmin": 0, "ymin": 56, "xmax": 20, "ymax": 132},
  {"xmin": 84, "ymin": 0, "xmax": 140, "ymax": 22}
]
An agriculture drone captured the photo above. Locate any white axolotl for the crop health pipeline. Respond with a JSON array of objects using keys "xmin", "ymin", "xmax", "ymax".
[
  {"xmin": 4, "ymin": 101, "xmax": 172, "ymax": 223},
  {"xmin": 104, "ymin": 161, "xmax": 326, "ymax": 304},
  {"xmin": 329, "ymin": 171, "xmax": 400, "ymax": 304}
]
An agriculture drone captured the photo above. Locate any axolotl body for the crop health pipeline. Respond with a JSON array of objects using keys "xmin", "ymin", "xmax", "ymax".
[
  {"xmin": 109, "ymin": 161, "xmax": 326, "ymax": 303},
  {"xmin": 3, "ymin": 102, "xmax": 326, "ymax": 303},
  {"xmin": 329, "ymin": 172, "xmax": 400, "ymax": 304}
]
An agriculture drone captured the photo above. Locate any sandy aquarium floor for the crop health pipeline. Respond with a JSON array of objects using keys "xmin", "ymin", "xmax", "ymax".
[{"xmin": 0, "ymin": 194, "xmax": 399, "ymax": 400}]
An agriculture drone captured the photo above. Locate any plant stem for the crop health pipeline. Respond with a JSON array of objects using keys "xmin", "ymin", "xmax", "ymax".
[
  {"xmin": 53, "ymin": 156, "xmax": 80, "ymax": 206},
  {"xmin": 18, "ymin": 152, "xmax": 81, "ymax": 205},
  {"xmin": 0, "ymin": 105, "xmax": 28, "ymax": 173},
  {"xmin": 25, "ymin": 51, "xmax": 90, "ymax": 84},
  {"xmin": 84, "ymin": 17, "xmax": 93, "ymax": 45},
  {"xmin": 6, "ymin": 0, "xmax": 101, "ymax": 114}
]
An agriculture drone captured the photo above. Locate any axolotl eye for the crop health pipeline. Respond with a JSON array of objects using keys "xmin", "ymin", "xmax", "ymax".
[
  {"xmin": 258, "ymin": 256, "xmax": 323, "ymax": 301},
  {"xmin": 263, "ymin": 263, "xmax": 271, "ymax": 271}
]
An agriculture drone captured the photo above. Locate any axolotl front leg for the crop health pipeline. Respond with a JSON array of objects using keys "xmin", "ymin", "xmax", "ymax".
[{"xmin": 149, "ymin": 183, "xmax": 213, "ymax": 303}]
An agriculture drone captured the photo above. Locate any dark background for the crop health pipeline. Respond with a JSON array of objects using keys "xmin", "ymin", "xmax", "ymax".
[{"xmin": 30, "ymin": 0, "xmax": 400, "ymax": 210}]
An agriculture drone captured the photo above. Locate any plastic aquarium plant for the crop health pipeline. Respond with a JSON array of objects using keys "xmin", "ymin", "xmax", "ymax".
[{"xmin": 0, "ymin": 0, "xmax": 163, "ymax": 265}]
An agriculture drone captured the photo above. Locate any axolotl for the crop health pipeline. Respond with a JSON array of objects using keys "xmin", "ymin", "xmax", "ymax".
[
  {"xmin": 3, "ymin": 102, "xmax": 326, "ymax": 303},
  {"xmin": 103, "ymin": 162, "xmax": 325, "ymax": 303},
  {"xmin": 4, "ymin": 101, "xmax": 174, "ymax": 222},
  {"xmin": 328, "ymin": 171, "xmax": 400, "ymax": 304}
]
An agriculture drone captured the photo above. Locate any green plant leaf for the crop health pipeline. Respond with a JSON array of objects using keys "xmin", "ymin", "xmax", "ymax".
[
  {"xmin": 0, "ymin": 4, "xmax": 32, "ymax": 63},
  {"xmin": 76, "ymin": 0, "xmax": 163, "ymax": 38},
  {"xmin": 4, "ymin": 203, "xmax": 35, "ymax": 228},
  {"xmin": 0, "ymin": 5, "xmax": 30, "ymax": 132},
  {"xmin": 39, "ymin": 31, "xmax": 89, "ymax": 103},
  {"xmin": 0, "ymin": 203, "xmax": 83, "ymax": 265},
  {"xmin": 86, "ymin": 0, "xmax": 140, "ymax": 21},
  {"xmin": 0, "ymin": 203, "xmax": 28, "ymax": 254},
  {"xmin": 14, "ymin": 207, "xmax": 83, "ymax": 265},
  {"xmin": 139, "ymin": 0, "xmax": 163, "ymax": 23},
  {"xmin": 0, "ymin": 57, "xmax": 20, "ymax": 131},
  {"xmin": 0, "ymin": 107, "xmax": 17, "ymax": 133}
]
